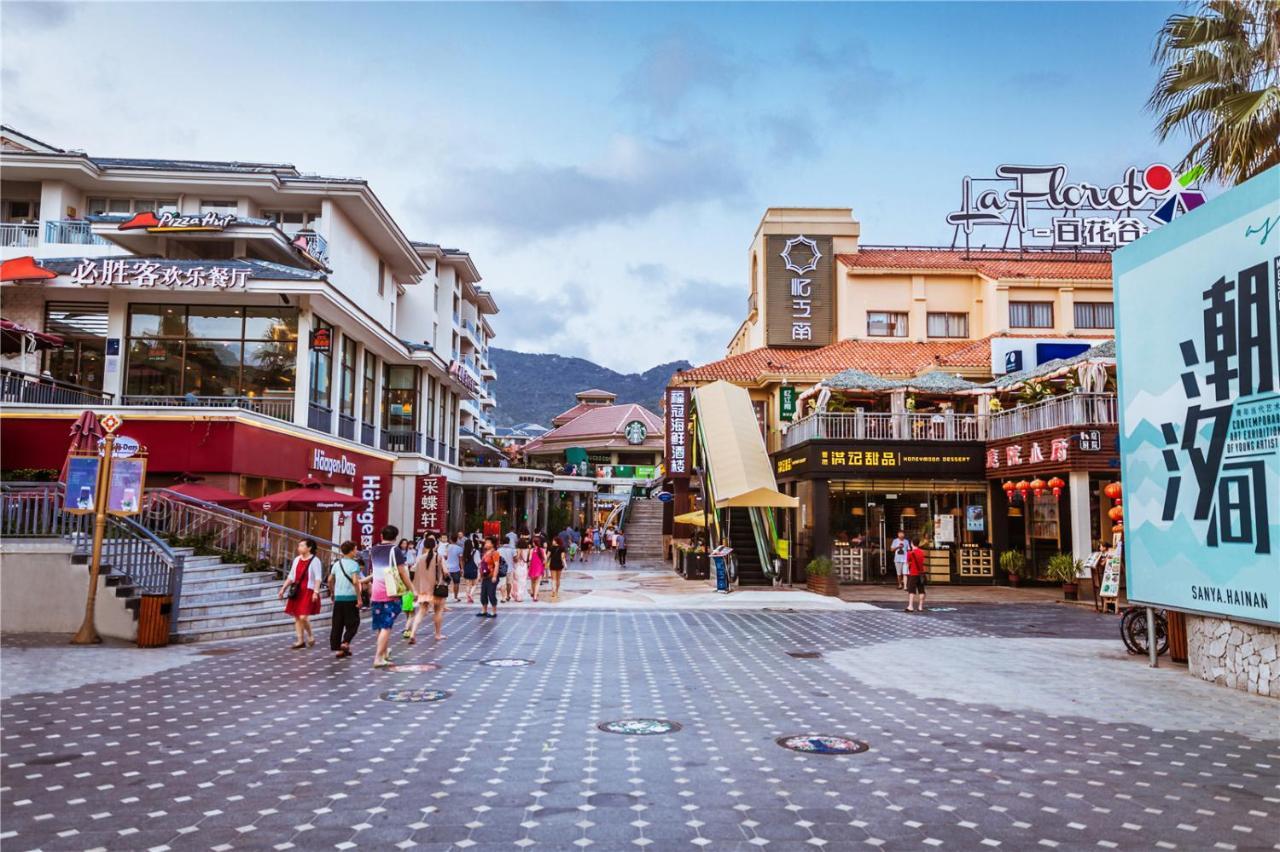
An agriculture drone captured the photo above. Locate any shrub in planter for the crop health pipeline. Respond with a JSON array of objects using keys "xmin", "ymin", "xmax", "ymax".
[
  {"xmin": 1045, "ymin": 552, "xmax": 1083, "ymax": 600},
  {"xmin": 998, "ymin": 550, "xmax": 1028, "ymax": 585},
  {"xmin": 805, "ymin": 557, "xmax": 839, "ymax": 596}
]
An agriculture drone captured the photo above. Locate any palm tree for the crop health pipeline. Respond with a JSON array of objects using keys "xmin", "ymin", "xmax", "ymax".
[{"xmin": 1148, "ymin": 1, "xmax": 1280, "ymax": 185}]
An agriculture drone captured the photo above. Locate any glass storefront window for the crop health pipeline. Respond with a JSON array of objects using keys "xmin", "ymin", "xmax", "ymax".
[
  {"xmin": 187, "ymin": 305, "xmax": 244, "ymax": 339},
  {"xmin": 383, "ymin": 365, "xmax": 418, "ymax": 432},
  {"xmin": 244, "ymin": 306, "xmax": 298, "ymax": 341},
  {"xmin": 308, "ymin": 318, "xmax": 333, "ymax": 409},
  {"xmin": 44, "ymin": 302, "xmax": 108, "ymax": 390},
  {"xmin": 242, "ymin": 340, "xmax": 296, "ymax": 398},
  {"xmin": 362, "ymin": 352, "xmax": 377, "ymax": 425},
  {"xmin": 129, "ymin": 305, "xmax": 186, "ymax": 338},
  {"xmin": 125, "ymin": 339, "xmax": 184, "ymax": 396},
  {"xmin": 339, "ymin": 336, "xmax": 357, "ymax": 417}
]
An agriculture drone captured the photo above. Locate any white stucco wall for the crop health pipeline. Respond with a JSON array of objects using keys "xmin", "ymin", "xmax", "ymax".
[{"xmin": 0, "ymin": 540, "xmax": 138, "ymax": 640}]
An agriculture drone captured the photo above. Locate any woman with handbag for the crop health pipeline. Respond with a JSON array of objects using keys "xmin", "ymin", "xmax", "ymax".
[
  {"xmin": 527, "ymin": 535, "xmax": 547, "ymax": 602},
  {"xmin": 407, "ymin": 536, "xmax": 449, "ymax": 643},
  {"xmin": 327, "ymin": 541, "xmax": 365, "ymax": 659},
  {"xmin": 368, "ymin": 524, "xmax": 414, "ymax": 669},
  {"xmin": 278, "ymin": 538, "xmax": 323, "ymax": 650}
]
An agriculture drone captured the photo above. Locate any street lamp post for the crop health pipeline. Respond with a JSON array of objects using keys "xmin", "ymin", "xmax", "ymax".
[{"xmin": 71, "ymin": 430, "xmax": 116, "ymax": 645}]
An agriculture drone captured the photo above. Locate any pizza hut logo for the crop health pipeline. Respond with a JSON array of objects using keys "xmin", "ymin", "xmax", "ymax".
[{"xmin": 119, "ymin": 210, "xmax": 236, "ymax": 232}]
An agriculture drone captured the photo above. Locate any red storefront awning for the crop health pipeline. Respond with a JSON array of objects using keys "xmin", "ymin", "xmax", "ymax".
[
  {"xmin": 164, "ymin": 481, "xmax": 253, "ymax": 511},
  {"xmin": 249, "ymin": 478, "xmax": 365, "ymax": 513}
]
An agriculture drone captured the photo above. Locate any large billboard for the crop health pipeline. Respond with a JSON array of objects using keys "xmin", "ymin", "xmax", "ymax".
[
  {"xmin": 765, "ymin": 234, "xmax": 834, "ymax": 347},
  {"xmin": 1115, "ymin": 165, "xmax": 1279, "ymax": 626}
]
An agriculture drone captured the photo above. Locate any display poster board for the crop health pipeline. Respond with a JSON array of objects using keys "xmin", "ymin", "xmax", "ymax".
[
  {"xmin": 64, "ymin": 456, "xmax": 100, "ymax": 514},
  {"xmin": 934, "ymin": 514, "xmax": 955, "ymax": 544},
  {"xmin": 1030, "ymin": 493, "xmax": 1059, "ymax": 540},
  {"xmin": 106, "ymin": 457, "xmax": 146, "ymax": 515},
  {"xmin": 1099, "ymin": 551, "xmax": 1122, "ymax": 599},
  {"xmin": 966, "ymin": 504, "xmax": 985, "ymax": 532},
  {"xmin": 1115, "ymin": 165, "xmax": 1279, "ymax": 626}
]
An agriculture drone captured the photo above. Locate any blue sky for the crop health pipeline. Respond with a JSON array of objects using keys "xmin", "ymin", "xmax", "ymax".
[{"xmin": 2, "ymin": 1, "xmax": 1188, "ymax": 371}]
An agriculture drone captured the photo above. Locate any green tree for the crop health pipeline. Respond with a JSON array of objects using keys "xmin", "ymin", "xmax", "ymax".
[{"xmin": 1148, "ymin": 1, "xmax": 1280, "ymax": 184}]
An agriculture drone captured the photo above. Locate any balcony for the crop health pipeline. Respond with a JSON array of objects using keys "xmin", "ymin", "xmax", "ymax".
[
  {"xmin": 987, "ymin": 392, "xmax": 1117, "ymax": 440},
  {"xmin": 44, "ymin": 220, "xmax": 109, "ymax": 246},
  {"xmin": 360, "ymin": 421, "xmax": 376, "ymax": 447},
  {"xmin": 381, "ymin": 428, "xmax": 422, "ymax": 454},
  {"xmin": 2, "ymin": 369, "xmax": 114, "ymax": 406},
  {"xmin": 120, "ymin": 394, "xmax": 294, "ymax": 422},
  {"xmin": 292, "ymin": 230, "xmax": 330, "ymax": 267},
  {"xmin": 308, "ymin": 403, "xmax": 333, "ymax": 433},
  {"xmin": 338, "ymin": 412, "xmax": 356, "ymax": 441},
  {"xmin": 782, "ymin": 409, "xmax": 986, "ymax": 449},
  {"xmin": 0, "ymin": 223, "xmax": 38, "ymax": 248}
]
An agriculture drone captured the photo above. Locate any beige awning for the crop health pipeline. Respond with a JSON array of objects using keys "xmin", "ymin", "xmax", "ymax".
[
  {"xmin": 673, "ymin": 510, "xmax": 709, "ymax": 526},
  {"xmin": 693, "ymin": 380, "xmax": 799, "ymax": 510}
]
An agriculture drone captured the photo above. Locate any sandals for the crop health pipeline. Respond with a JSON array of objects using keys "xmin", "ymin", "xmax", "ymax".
[
  {"xmin": 406, "ymin": 636, "xmax": 417, "ymax": 645},
  {"xmin": 291, "ymin": 641, "xmax": 306, "ymax": 650}
]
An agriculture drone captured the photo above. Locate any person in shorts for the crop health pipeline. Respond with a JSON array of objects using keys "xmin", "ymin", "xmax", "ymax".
[
  {"xmin": 369, "ymin": 525, "xmax": 413, "ymax": 668},
  {"xmin": 890, "ymin": 530, "xmax": 911, "ymax": 590},
  {"xmin": 905, "ymin": 542, "xmax": 927, "ymax": 613},
  {"xmin": 446, "ymin": 532, "xmax": 464, "ymax": 601}
]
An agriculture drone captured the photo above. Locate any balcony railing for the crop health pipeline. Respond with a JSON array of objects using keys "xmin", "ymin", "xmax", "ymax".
[
  {"xmin": 2, "ymin": 369, "xmax": 114, "ymax": 406},
  {"xmin": 381, "ymin": 428, "xmax": 422, "ymax": 454},
  {"xmin": 293, "ymin": 230, "xmax": 330, "ymax": 266},
  {"xmin": 308, "ymin": 402, "xmax": 332, "ymax": 432},
  {"xmin": 781, "ymin": 409, "xmax": 987, "ymax": 448},
  {"xmin": 121, "ymin": 394, "xmax": 293, "ymax": 422},
  {"xmin": 360, "ymin": 421, "xmax": 376, "ymax": 447},
  {"xmin": 45, "ymin": 220, "xmax": 109, "ymax": 246},
  {"xmin": 987, "ymin": 393, "xmax": 1117, "ymax": 440},
  {"xmin": 0, "ymin": 223, "xmax": 38, "ymax": 247},
  {"xmin": 337, "ymin": 413, "xmax": 356, "ymax": 440}
]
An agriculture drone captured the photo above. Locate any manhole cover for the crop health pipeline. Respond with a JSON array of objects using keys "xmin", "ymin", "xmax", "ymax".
[
  {"xmin": 597, "ymin": 718, "xmax": 682, "ymax": 736},
  {"xmin": 386, "ymin": 663, "xmax": 440, "ymax": 673},
  {"xmin": 480, "ymin": 658, "xmax": 534, "ymax": 668},
  {"xmin": 24, "ymin": 753, "xmax": 82, "ymax": 766},
  {"xmin": 787, "ymin": 651, "xmax": 822, "ymax": 659},
  {"xmin": 776, "ymin": 735, "xmax": 869, "ymax": 755},
  {"xmin": 380, "ymin": 689, "xmax": 451, "ymax": 703}
]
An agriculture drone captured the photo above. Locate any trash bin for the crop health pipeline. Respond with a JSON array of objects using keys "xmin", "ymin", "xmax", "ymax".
[
  {"xmin": 1166, "ymin": 610, "xmax": 1188, "ymax": 663},
  {"xmin": 136, "ymin": 594, "xmax": 173, "ymax": 647}
]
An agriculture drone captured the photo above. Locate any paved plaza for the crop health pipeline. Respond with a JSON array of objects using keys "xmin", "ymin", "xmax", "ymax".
[{"xmin": 1, "ymin": 582, "xmax": 1277, "ymax": 852}]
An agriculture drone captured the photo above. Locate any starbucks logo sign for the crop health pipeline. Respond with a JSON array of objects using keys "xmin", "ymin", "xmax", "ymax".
[{"xmin": 624, "ymin": 420, "xmax": 648, "ymax": 445}]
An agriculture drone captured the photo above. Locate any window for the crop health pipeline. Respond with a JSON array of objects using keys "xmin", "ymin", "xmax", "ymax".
[
  {"xmin": 927, "ymin": 312, "xmax": 969, "ymax": 338},
  {"xmin": 339, "ymin": 336, "xmax": 358, "ymax": 417},
  {"xmin": 383, "ymin": 365, "xmax": 419, "ymax": 432},
  {"xmin": 263, "ymin": 210, "xmax": 319, "ymax": 232},
  {"xmin": 425, "ymin": 377, "xmax": 437, "ymax": 441},
  {"xmin": 1074, "ymin": 302, "xmax": 1114, "ymax": 329},
  {"xmin": 3, "ymin": 199, "xmax": 38, "ymax": 221},
  {"xmin": 200, "ymin": 200, "xmax": 237, "ymax": 214},
  {"xmin": 44, "ymin": 302, "xmax": 108, "ymax": 390},
  {"xmin": 1009, "ymin": 301, "xmax": 1054, "ymax": 329},
  {"xmin": 867, "ymin": 311, "xmax": 909, "ymax": 337},
  {"xmin": 125, "ymin": 305, "xmax": 297, "ymax": 399},
  {"xmin": 86, "ymin": 198, "xmax": 177, "ymax": 216},
  {"xmin": 377, "ymin": 260, "xmax": 386, "ymax": 297},
  {"xmin": 308, "ymin": 318, "xmax": 333, "ymax": 409},
  {"xmin": 362, "ymin": 352, "xmax": 377, "ymax": 424}
]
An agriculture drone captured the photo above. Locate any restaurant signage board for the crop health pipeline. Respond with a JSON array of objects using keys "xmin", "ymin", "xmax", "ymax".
[
  {"xmin": 106, "ymin": 457, "xmax": 146, "ymax": 516},
  {"xmin": 449, "ymin": 360, "xmax": 480, "ymax": 395},
  {"xmin": 765, "ymin": 234, "xmax": 833, "ymax": 347},
  {"xmin": 414, "ymin": 474, "xmax": 447, "ymax": 537},
  {"xmin": 1115, "ymin": 165, "xmax": 1279, "ymax": 626},
  {"xmin": 356, "ymin": 473, "xmax": 389, "ymax": 550},
  {"xmin": 68, "ymin": 258, "xmax": 250, "ymax": 290},
  {"xmin": 310, "ymin": 326, "xmax": 332, "ymax": 353},
  {"xmin": 65, "ymin": 456, "xmax": 101, "ymax": 514},
  {"xmin": 779, "ymin": 385, "xmax": 798, "ymax": 421},
  {"xmin": 665, "ymin": 387, "xmax": 690, "ymax": 478},
  {"xmin": 119, "ymin": 210, "xmax": 237, "ymax": 232},
  {"xmin": 310, "ymin": 447, "xmax": 357, "ymax": 478},
  {"xmin": 983, "ymin": 426, "xmax": 1118, "ymax": 478},
  {"xmin": 774, "ymin": 441, "xmax": 985, "ymax": 479},
  {"xmin": 624, "ymin": 420, "xmax": 648, "ymax": 445}
]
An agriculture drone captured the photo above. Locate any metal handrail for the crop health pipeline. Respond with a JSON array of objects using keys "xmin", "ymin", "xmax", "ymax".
[
  {"xmin": 782, "ymin": 409, "xmax": 987, "ymax": 447},
  {"xmin": 1, "ymin": 368, "xmax": 115, "ymax": 406},
  {"xmin": 0, "ymin": 222, "xmax": 39, "ymax": 247},
  {"xmin": 988, "ymin": 392, "xmax": 1117, "ymax": 440},
  {"xmin": 143, "ymin": 489, "xmax": 341, "ymax": 573},
  {"xmin": 45, "ymin": 219, "xmax": 109, "ymax": 246},
  {"xmin": 121, "ymin": 394, "xmax": 294, "ymax": 421}
]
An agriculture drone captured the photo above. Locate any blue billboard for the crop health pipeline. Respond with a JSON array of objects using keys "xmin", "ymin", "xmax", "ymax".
[{"xmin": 1115, "ymin": 165, "xmax": 1279, "ymax": 626}]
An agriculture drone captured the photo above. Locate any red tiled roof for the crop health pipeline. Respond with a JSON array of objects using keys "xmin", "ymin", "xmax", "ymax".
[
  {"xmin": 551, "ymin": 401, "xmax": 595, "ymax": 427},
  {"xmin": 524, "ymin": 403, "xmax": 663, "ymax": 454},
  {"xmin": 837, "ymin": 249, "xmax": 1111, "ymax": 281}
]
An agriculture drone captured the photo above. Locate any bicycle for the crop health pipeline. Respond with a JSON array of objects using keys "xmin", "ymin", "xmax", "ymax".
[{"xmin": 1119, "ymin": 606, "xmax": 1168, "ymax": 657}]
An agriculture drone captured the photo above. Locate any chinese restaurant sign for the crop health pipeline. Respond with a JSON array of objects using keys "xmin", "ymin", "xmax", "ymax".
[
  {"xmin": 67, "ymin": 258, "xmax": 250, "ymax": 290},
  {"xmin": 779, "ymin": 385, "xmax": 798, "ymax": 422},
  {"xmin": 414, "ymin": 475, "xmax": 447, "ymax": 537},
  {"xmin": 984, "ymin": 426, "xmax": 1117, "ymax": 478},
  {"xmin": 765, "ymin": 234, "xmax": 833, "ymax": 347},
  {"xmin": 665, "ymin": 387, "xmax": 690, "ymax": 478},
  {"xmin": 774, "ymin": 442, "xmax": 984, "ymax": 479},
  {"xmin": 1115, "ymin": 165, "xmax": 1279, "ymax": 626},
  {"xmin": 947, "ymin": 163, "xmax": 1207, "ymax": 251}
]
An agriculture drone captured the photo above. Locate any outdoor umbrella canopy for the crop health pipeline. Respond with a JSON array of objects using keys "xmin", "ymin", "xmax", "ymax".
[
  {"xmin": 1, "ymin": 318, "xmax": 63, "ymax": 355},
  {"xmin": 673, "ymin": 510, "xmax": 710, "ymax": 527},
  {"xmin": 248, "ymin": 479, "xmax": 365, "ymax": 513},
  {"xmin": 59, "ymin": 410, "xmax": 104, "ymax": 482},
  {"xmin": 164, "ymin": 481, "xmax": 252, "ymax": 511}
]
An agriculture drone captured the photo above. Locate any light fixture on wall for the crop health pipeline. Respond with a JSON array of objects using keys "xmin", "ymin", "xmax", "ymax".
[
  {"xmin": 900, "ymin": 506, "xmax": 917, "ymax": 518},
  {"xmin": 851, "ymin": 507, "xmax": 865, "ymax": 517}
]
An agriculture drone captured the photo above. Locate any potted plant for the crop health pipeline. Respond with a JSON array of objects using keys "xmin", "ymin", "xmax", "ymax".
[
  {"xmin": 999, "ymin": 550, "xmax": 1028, "ymax": 586},
  {"xmin": 1045, "ymin": 552, "xmax": 1083, "ymax": 601},
  {"xmin": 805, "ymin": 556, "xmax": 840, "ymax": 596}
]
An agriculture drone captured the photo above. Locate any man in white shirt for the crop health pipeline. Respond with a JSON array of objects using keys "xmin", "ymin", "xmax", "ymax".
[{"xmin": 889, "ymin": 530, "xmax": 912, "ymax": 590}]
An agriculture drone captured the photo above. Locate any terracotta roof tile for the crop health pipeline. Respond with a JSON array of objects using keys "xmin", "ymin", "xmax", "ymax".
[
  {"xmin": 837, "ymin": 248, "xmax": 1111, "ymax": 281},
  {"xmin": 524, "ymin": 403, "xmax": 663, "ymax": 454}
]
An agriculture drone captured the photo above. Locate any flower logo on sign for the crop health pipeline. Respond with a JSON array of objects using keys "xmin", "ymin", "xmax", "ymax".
[{"xmin": 780, "ymin": 235, "xmax": 821, "ymax": 275}]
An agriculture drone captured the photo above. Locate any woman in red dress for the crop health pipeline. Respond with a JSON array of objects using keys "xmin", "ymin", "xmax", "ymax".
[{"xmin": 279, "ymin": 538, "xmax": 324, "ymax": 649}]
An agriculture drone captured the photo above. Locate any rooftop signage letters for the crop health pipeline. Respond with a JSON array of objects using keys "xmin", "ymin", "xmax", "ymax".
[
  {"xmin": 69, "ymin": 258, "xmax": 250, "ymax": 290},
  {"xmin": 946, "ymin": 163, "xmax": 1207, "ymax": 251},
  {"xmin": 765, "ymin": 234, "xmax": 833, "ymax": 348},
  {"xmin": 119, "ymin": 210, "xmax": 237, "ymax": 232},
  {"xmin": 774, "ymin": 441, "xmax": 985, "ymax": 478}
]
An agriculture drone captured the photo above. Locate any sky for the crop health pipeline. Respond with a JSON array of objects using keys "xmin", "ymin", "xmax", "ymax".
[{"xmin": 1, "ymin": 1, "xmax": 1189, "ymax": 372}]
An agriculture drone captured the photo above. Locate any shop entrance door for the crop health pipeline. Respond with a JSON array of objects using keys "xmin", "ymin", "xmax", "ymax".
[{"xmin": 866, "ymin": 504, "xmax": 888, "ymax": 583}]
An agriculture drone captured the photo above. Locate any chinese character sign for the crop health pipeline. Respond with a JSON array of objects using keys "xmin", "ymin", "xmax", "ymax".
[
  {"xmin": 67, "ymin": 258, "xmax": 250, "ymax": 290},
  {"xmin": 765, "ymin": 235, "xmax": 833, "ymax": 347},
  {"xmin": 414, "ymin": 475, "xmax": 448, "ymax": 537},
  {"xmin": 1116, "ymin": 165, "xmax": 1280, "ymax": 626},
  {"xmin": 665, "ymin": 387, "xmax": 691, "ymax": 478}
]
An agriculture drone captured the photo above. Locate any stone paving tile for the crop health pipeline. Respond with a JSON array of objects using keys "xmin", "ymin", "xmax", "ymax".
[{"xmin": 2, "ymin": 605, "xmax": 1277, "ymax": 851}]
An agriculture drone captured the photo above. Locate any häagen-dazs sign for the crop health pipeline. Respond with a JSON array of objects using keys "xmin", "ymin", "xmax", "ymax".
[
  {"xmin": 311, "ymin": 448, "xmax": 357, "ymax": 478},
  {"xmin": 1116, "ymin": 164, "xmax": 1278, "ymax": 626}
]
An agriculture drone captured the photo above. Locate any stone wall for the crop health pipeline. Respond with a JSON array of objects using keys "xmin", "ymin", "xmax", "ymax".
[{"xmin": 1186, "ymin": 614, "xmax": 1279, "ymax": 698}]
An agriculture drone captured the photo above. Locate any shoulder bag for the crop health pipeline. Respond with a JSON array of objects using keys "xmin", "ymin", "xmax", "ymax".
[{"xmin": 283, "ymin": 558, "xmax": 302, "ymax": 600}]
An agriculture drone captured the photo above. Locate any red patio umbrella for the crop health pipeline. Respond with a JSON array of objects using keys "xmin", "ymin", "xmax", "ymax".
[
  {"xmin": 0, "ymin": 318, "xmax": 64, "ymax": 355},
  {"xmin": 59, "ymin": 410, "xmax": 105, "ymax": 483},
  {"xmin": 164, "ymin": 481, "xmax": 252, "ymax": 511},
  {"xmin": 248, "ymin": 478, "xmax": 365, "ymax": 513}
]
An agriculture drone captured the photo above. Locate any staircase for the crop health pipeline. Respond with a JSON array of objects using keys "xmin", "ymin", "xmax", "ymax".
[
  {"xmin": 726, "ymin": 508, "xmax": 770, "ymax": 586},
  {"xmin": 623, "ymin": 499, "xmax": 665, "ymax": 561},
  {"xmin": 174, "ymin": 550, "xmax": 330, "ymax": 642}
]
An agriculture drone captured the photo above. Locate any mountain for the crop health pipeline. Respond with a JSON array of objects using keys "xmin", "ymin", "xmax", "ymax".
[{"xmin": 489, "ymin": 348, "xmax": 692, "ymax": 427}]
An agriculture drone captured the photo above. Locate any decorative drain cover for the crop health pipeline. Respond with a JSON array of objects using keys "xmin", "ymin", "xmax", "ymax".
[
  {"xmin": 380, "ymin": 689, "xmax": 451, "ymax": 703},
  {"xmin": 776, "ymin": 735, "xmax": 869, "ymax": 755},
  {"xmin": 386, "ymin": 663, "xmax": 440, "ymax": 673},
  {"xmin": 597, "ymin": 718, "xmax": 682, "ymax": 736},
  {"xmin": 480, "ymin": 658, "xmax": 534, "ymax": 667},
  {"xmin": 787, "ymin": 651, "xmax": 822, "ymax": 659}
]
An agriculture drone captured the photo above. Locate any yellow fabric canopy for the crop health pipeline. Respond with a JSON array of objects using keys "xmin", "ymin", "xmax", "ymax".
[
  {"xmin": 673, "ymin": 509, "xmax": 710, "ymax": 526},
  {"xmin": 693, "ymin": 381, "xmax": 799, "ymax": 510}
]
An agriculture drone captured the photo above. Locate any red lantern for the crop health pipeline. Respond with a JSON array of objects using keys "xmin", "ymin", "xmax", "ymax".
[
  {"xmin": 1113, "ymin": 522, "xmax": 1124, "ymax": 534},
  {"xmin": 1015, "ymin": 479, "xmax": 1030, "ymax": 498},
  {"xmin": 1002, "ymin": 480, "xmax": 1016, "ymax": 497},
  {"xmin": 1108, "ymin": 505, "xmax": 1124, "ymax": 522},
  {"xmin": 1103, "ymin": 482, "xmax": 1122, "ymax": 500},
  {"xmin": 1030, "ymin": 477, "xmax": 1046, "ymax": 497},
  {"xmin": 1047, "ymin": 476, "xmax": 1065, "ymax": 498}
]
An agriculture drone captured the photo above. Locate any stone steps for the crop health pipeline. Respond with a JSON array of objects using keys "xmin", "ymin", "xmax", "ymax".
[{"xmin": 174, "ymin": 554, "xmax": 320, "ymax": 642}]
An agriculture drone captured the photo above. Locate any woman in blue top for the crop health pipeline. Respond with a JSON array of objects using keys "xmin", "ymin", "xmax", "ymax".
[{"xmin": 327, "ymin": 541, "xmax": 365, "ymax": 659}]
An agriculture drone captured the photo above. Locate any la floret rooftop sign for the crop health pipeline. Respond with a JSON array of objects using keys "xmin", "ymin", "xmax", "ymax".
[{"xmin": 946, "ymin": 162, "xmax": 1206, "ymax": 251}]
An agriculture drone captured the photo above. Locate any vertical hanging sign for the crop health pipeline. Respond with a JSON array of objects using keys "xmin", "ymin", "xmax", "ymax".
[
  {"xmin": 415, "ymin": 474, "xmax": 448, "ymax": 537},
  {"xmin": 665, "ymin": 387, "xmax": 691, "ymax": 478}
]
